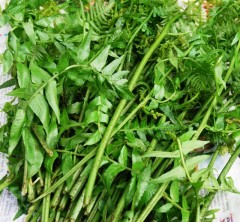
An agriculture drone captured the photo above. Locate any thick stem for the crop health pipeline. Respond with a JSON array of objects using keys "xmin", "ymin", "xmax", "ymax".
[
  {"xmin": 42, "ymin": 172, "xmax": 51, "ymax": 222},
  {"xmin": 84, "ymin": 14, "xmax": 181, "ymax": 206}
]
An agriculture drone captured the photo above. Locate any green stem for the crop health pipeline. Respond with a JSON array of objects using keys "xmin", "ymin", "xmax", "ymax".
[
  {"xmin": 111, "ymin": 90, "xmax": 153, "ymax": 137},
  {"xmin": 110, "ymin": 188, "xmax": 127, "ymax": 222},
  {"xmin": 22, "ymin": 159, "xmax": 28, "ymax": 196},
  {"xmin": 84, "ymin": 14, "xmax": 181, "ymax": 206},
  {"xmin": 33, "ymin": 149, "xmax": 95, "ymax": 202},
  {"xmin": 163, "ymin": 192, "xmax": 189, "ymax": 212},
  {"xmin": 70, "ymin": 189, "xmax": 85, "ymax": 221},
  {"xmin": 51, "ymin": 183, "xmax": 64, "ymax": 208},
  {"xmin": 26, "ymin": 202, "xmax": 40, "ymax": 222},
  {"xmin": 42, "ymin": 172, "xmax": 51, "ymax": 222},
  {"xmin": 135, "ymin": 182, "xmax": 170, "ymax": 222}
]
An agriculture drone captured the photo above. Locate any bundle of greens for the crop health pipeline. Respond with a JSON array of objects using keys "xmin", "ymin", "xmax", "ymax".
[{"xmin": 0, "ymin": 0, "xmax": 240, "ymax": 221}]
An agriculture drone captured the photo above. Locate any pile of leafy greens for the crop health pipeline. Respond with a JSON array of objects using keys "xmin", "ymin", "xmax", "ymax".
[{"xmin": 0, "ymin": 0, "xmax": 240, "ymax": 221}]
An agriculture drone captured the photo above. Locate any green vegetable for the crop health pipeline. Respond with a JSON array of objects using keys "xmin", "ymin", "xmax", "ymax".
[{"xmin": 1, "ymin": 0, "xmax": 240, "ymax": 221}]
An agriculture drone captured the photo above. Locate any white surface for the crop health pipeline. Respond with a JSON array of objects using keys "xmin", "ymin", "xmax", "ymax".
[{"xmin": 199, "ymin": 154, "xmax": 240, "ymax": 222}]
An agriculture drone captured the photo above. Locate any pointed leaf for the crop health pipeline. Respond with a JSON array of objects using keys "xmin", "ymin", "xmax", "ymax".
[
  {"xmin": 3, "ymin": 50, "xmax": 13, "ymax": 74},
  {"xmin": 90, "ymin": 45, "xmax": 110, "ymax": 71},
  {"xmin": 29, "ymin": 94, "xmax": 50, "ymax": 132},
  {"xmin": 170, "ymin": 181, "xmax": 179, "ymax": 202},
  {"xmin": 133, "ymin": 165, "xmax": 151, "ymax": 207},
  {"xmin": 102, "ymin": 56, "xmax": 124, "ymax": 76},
  {"xmin": 84, "ymin": 131, "xmax": 102, "ymax": 146},
  {"xmin": 8, "ymin": 109, "xmax": 26, "ymax": 155},
  {"xmin": 16, "ymin": 62, "xmax": 31, "ymax": 88},
  {"xmin": 62, "ymin": 153, "xmax": 74, "ymax": 188},
  {"xmin": 115, "ymin": 85, "xmax": 134, "ymax": 100},
  {"xmin": 179, "ymin": 131, "xmax": 196, "ymax": 142},
  {"xmin": 118, "ymin": 146, "xmax": 128, "ymax": 166},
  {"xmin": 153, "ymin": 155, "xmax": 210, "ymax": 183},
  {"xmin": 159, "ymin": 203, "xmax": 173, "ymax": 213},
  {"xmin": 44, "ymin": 150, "xmax": 58, "ymax": 173},
  {"xmin": 23, "ymin": 22, "xmax": 36, "ymax": 44},
  {"xmin": 45, "ymin": 80, "xmax": 60, "ymax": 123},
  {"xmin": 78, "ymin": 31, "xmax": 91, "ymax": 62},
  {"xmin": 126, "ymin": 177, "xmax": 137, "ymax": 205},
  {"xmin": 0, "ymin": 78, "xmax": 16, "ymax": 90},
  {"xmin": 30, "ymin": 61, "xmax": 51, "ymax": 83},
  {"xmin": 182, "ymin": 140, "xmax": 210, "ymax": 154},
  {"xmin": 46, "ymin": 115, "xmax": 58, "ymax": 149},
  {"xmin": 103, "ymin": 163, "xmax": 125, "ymax": 189},
  {"xmin": 9, "ymin": 109, "xmax": 26, "ymax": 155},
  {"xmin": 22, "ymin": 128, "xmax": 44, "ymax": 178}
]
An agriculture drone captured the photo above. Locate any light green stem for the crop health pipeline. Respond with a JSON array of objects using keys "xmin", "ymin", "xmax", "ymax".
[
  {"xmin": 84, "ymin": 14, "xmax": 181, "ymax": 206},
  {"xmin": 33, "ymin": 149, "xmax": 95, "ymax": 202}
]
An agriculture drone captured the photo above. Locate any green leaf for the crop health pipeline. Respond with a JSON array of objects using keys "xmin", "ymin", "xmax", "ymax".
[
  {"xmin": 169, "ymin": 49, "xmax": 178, "ymax": 69},
  {"xmin": 62, "ymin": 153, "xmax": 74, "ymax": 189},
  {"xmin": 118, "ymin": 146, "xmax": 128, "ymax": 166},
  {"xmin": 57, "ymin": 52, "xmax": 69, "ymax": 72},
  {"xmin": 181, "ymin": 140, "xmax": 210, "ymax": 154},
  {"xmin": 132, "ymin": 150, "xmax": 144, "ymax": 176},
  {"xmin": 84, "ymin": 131, "xmax": 102, "ymax": 146},
  {"xmin": 9, "ymin": 109, "xmax": 26, "ymax": 155},
  {"xmin": 153, "ymin": 84, "xmax": 165, "ymax": 100},
  {"xmin": 7, "ymin": 88, "xmax": 32, "ymax": 99},
  {"xmin": 170, "ymin": 181, "xmax": 179, "ymax": 202},
  {"xmin": 22, "ymin": 128, "xmax": 44, "ymax": 178},
  {"xmin": 29, "ymin": 93, "xmax": 50, "ymax": 132},
  {"xmin": 0, "ymin": 78, "xmax": 16, "ymax": 90},
  {"xmin": 78, "ymin": 31, "xmax": 91, "ymax": 63},
  {"xmin": 231, "ymin": 31, "xmax": 240, "ymax": 46},
  {"xmin": 30, "ymin": 61, "xmax": 51, "ymax": 84},
  {"xmin": 46, "ymin": 115, "xmax": 58, "ymax": 149},
  {"xmin": 182, "ymin": 197, "xmax": 190, "ymax": 222},
  {"xmin": 133, "ymin": 164, "xmax": 151, "ymax": 207},
  {"xmin": 16, "ymin": 62, "xmax": 31, "ymax": 88},
  {"xmin": 126, "ymin": 177, "xmax": 137, "ymax": 205},
  {"xmin": 90, "ymin": 45, "xmax": 111, "ymax": 71},
  {"xmin": 159, "ymin": 203, "xmax": 173, "ymax": 213},
  {"xmin": 102, "ymin": 56, "xmax": 124, "ymax": 76},
  {"xmin": 186, "ymin": 155, "xmax": 210, "ymax": 170},
  {"xmin": 127, "ymin": 138, "xmax": 147, "ymax": 153},
  {"xmin": 179, "ymin": 131, "xmax": 196, "ymax": 142},
  {"xmin": 153, "ymin": 155, "xmax": 209, "ymax": 183},
  {"xmin": 3, "ymin": 50, "xmax": 13, "ymax": 74},
  {"xmin": 138, "ymin": 182, "xmax": 159, "ymax": 208},
  {"xmin": 23, "ymin": 22, "xmax": 36, "ymax": 44},
  {"xmin": 103, "ymin": 163, "xmax": 125, "ymax": 189},
  {"xmin": 84, "ymin": 111, "xmax": 109, "ymax": 125},
  {"xmin": 214, "ymin": 56, "xmax": 226, "ymax": 89},
  {"xmin": 45, "ymin": 80, "xmax": 60, "ymax": 123},
  {"xmin": 115, "ymin": 85, "xmax": 134, "ymax": 100},
  {"xmin": 44, "ymin": 150, "xmax": 58, "ymax": 173}
]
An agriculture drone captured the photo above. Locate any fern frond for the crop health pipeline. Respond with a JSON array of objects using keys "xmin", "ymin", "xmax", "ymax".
[{"xmin": 81, "ymin": 0, "xmax": 115, "ymax": 34}]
